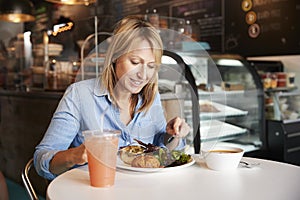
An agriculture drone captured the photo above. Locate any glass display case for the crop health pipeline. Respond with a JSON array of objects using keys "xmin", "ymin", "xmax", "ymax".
[
  {"xmin": 159, "ymin": 50, "xmax": 265, "ymax": 154},
  {"xmin": 246, "ymin": 60, "xmax": 300, "ymax": 165},
  {"xmin": 264, "ymin": 89, "xmax": 300, "ymax": 165},
  {"xmin": 269, "ymin": 89, "xmax": 300, "ymax": 121},
  {"xmin": 208, "ymin": 54, "xmax": 265, "ymax": 149}
]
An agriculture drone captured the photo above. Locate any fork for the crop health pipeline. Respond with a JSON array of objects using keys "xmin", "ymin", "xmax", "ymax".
[{"xmin": 240, "ymin": 161, "xmax": 260, "ymax": 168}]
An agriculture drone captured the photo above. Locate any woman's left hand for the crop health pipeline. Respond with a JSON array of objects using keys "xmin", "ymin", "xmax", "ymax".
[{"xmin": 166, "ymin": 117, "xmax": 190, "ymax": 138}]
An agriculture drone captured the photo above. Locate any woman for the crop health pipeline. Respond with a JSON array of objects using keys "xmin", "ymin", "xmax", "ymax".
[{"xmin": 34, "ymin": 16, "xmax": 190, "ymax": 180}]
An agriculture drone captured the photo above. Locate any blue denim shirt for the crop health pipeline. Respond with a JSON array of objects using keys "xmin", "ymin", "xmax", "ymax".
[{"xmin": 34, "ymin": 77, "xmax": 169, "ymax": 180}]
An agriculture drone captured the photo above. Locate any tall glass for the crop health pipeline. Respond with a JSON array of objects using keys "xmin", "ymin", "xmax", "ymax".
[{"xmin": 83, "ymin": 129, "xmax": 120, "ymax": 187}]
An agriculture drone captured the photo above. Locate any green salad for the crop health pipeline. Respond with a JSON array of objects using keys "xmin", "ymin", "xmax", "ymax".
[{"xmin": 153, "ymin": 148, "xmax": 192, "ymax": 167}]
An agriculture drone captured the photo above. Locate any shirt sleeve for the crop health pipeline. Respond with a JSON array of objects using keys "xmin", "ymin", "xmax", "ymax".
[{"xmin": 34, "ymin": 84, "xmax": 82, "ymax": 180}]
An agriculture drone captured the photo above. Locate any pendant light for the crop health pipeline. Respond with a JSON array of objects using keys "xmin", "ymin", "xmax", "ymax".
[
  {"xmin": 45, "ymin": 0, "xmax": 96, "ymax": 5},
  {"xmin": 0, "ymin": 0, "xmax": 35, "ymax": 23}
]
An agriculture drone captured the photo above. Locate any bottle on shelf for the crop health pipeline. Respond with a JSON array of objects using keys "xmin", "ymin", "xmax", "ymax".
[
  {"xmin": 177, "ymin": 19, "xmax": 185, "ymax": 34},
  {"xmin": 44, "ymin": 59, "xmax": 62, "ymax": 91},
  {"xmin": 184, "ymin": 20, "xmax": 192, "ymax": 38}
]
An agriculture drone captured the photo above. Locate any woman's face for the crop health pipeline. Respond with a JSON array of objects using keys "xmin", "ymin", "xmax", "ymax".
[{"xmin": 115, "ymin": 39, "xmax": 157, "ymax": 94}]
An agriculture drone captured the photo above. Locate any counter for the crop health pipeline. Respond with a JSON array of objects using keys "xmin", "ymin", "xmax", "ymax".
[{"xmin": 0, "ymin": 90, "xmax": 63, "ymax": 99}]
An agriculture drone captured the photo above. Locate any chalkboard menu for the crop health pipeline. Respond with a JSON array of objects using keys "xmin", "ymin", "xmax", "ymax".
[
  {"xmin": 170, "ymin": 0, "xmax": 223, "ymax": 52},
  {"xmin": 224, "ymin": 0, "xmax": 300, "ymax": 56}
]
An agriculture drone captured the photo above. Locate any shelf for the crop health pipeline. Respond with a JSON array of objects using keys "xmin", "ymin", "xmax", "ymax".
[
  {"xmin": 265, "ymin": 86, "xmax": 297, "ymax": 93},
  {"xmin": 274, "ymin": 90, "xmax": 300, "ymax": 97},
  {"xmin": 160, "ymin": 92, "xmax": 186, "ymax": 100},
  {"xmin": 199, "ymin": 100, "xmax": 248, "ymax": 120},
  {"xmin": 200, "ymin": 120, "xmax": 247, "ymax": 142},
  {"xmin": 198, "ymin": 89, "xmax": 245, "ymax": 96},
  {"xmin": 269, "ymin": 118, "xmax": 300, "ymax": 124}
]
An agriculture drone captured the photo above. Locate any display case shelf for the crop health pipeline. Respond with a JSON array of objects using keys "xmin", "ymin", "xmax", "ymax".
[
  {"xmin": 198, "ymin": 89, "xmax": 245, "ymax": 96},
  {"xmin": 265, "ymin": 86, "xmax": 297, "ymax": 93},
  {"xmin": 200, "ymin": 120, "xmax": 247, "ymax": 142},
  {"xmin": 199, "ymin": 100, "xmax": 248, "ymax": 120},
  {"xmin": 160, "ymin": 92, "xmax": 186, "ymax": 100}
]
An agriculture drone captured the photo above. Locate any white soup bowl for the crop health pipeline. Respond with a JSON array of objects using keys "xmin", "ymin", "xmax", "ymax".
[{"xmin": 202, "ymin": 146, "xmax": 244, "ymax": 171}]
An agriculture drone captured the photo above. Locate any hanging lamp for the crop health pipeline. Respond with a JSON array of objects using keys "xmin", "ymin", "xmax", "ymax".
[
  {"xmin": 45, "ymin": 0, "xmax": 96, "ymax": 5},
  {"xmin": 0, "ymin": 0, "xmax": 35, "ymax": 23}
]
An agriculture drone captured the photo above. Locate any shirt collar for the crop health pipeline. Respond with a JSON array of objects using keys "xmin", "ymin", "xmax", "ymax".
[{"xmin": 93, "ymin": 77, "xmax": 111, "ymax": 98}]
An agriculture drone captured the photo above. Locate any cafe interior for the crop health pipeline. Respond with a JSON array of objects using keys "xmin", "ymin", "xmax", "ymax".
[{"xmin": 0, "ymin": 0, "xmax": 300, "ymax": 199}]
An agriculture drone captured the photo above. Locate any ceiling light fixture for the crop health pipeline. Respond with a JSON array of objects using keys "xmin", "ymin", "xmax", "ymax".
[
  {"xmin": 0, "ymin": 0, "xmax": 35, "ymax": 23},
  {"xmin": 45, "ymin": 0, "xmax": 96, "ymax": 6}
]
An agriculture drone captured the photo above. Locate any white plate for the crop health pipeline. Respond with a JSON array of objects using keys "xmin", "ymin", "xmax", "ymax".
[{"xmin": 116, "ymin": 156, "xmax": 195, "ymax": 172}]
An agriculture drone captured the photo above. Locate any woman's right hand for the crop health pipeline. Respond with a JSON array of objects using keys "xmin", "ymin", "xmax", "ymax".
[
  {"xmin": 49, "ymin": 144, "xmax": 87, "ymax": 176},
  {"xmin": 69, "ymin": 144, "xmax": 88, "ymax": 165}
]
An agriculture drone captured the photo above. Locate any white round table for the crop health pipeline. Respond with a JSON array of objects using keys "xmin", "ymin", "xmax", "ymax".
[{"xmin": 47, "ymin": 156, "xmax": 300, "ymax": 200}]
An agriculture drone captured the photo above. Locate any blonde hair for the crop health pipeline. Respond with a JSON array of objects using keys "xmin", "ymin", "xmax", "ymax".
[{"xmin": 101, "ymin": 15, "xmax": 163, "ymax": 115}]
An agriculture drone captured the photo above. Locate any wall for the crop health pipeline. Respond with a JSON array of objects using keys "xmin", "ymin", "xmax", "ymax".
[{"xmin": 225, "ymin": 0, "xmax": 300, "ymax": 57}]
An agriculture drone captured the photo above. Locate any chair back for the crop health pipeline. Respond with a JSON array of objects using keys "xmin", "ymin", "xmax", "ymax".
[{"xmin": 21, "ymin": 158, "xmax": 41, "ymax": 200}]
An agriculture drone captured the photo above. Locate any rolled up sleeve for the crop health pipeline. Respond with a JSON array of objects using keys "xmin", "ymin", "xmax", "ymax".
[{"xmin": 34, "ymin": 84, "xmax": 81, "ymax": 180}]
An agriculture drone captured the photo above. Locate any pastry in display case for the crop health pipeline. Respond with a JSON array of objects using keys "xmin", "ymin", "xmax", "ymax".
[
  {"xmin": 247, "ymin": 60, "xmax": 298, "ymax": 120},
  {"xmin": 271, "ymin": 90, "xmax": 300, "ymax": 121},
  {"xmin": 260, "ymin": 73, "xmax": 298, "ymax": 121}
]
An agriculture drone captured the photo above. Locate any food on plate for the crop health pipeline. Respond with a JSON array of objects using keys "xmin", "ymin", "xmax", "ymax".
[
  {"xmin": 165, "ymin": 151, "xmax": 192, "ymax": 167},
  {"xmin": 199, "ymin": 103, "xmax": 220, "ymax": 112},
  {"xmin": 133, "ymin": 139, "xmax": 160, "ymax": 153},
  {"xmin": 119, "ymin": 139, "xmax": 160, "ymax": 165},
  {"xmin": 131, "ymin": 155, "xmax": 161, "ymax": 168},
  {"xmin": 119, "ymin": 145, "xmax": 146, "ymax": 165},
  {"xmin": 119, "ymin": 139, "xmax": 193, "ymax": 168}
]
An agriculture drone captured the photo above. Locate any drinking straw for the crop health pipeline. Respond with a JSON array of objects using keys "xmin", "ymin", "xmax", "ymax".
[{"xmin": 100, "ymin": 106, "xmax": 109, "ymax": 133}]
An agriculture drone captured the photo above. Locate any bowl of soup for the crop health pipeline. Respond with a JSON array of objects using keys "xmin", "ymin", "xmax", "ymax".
[{"xmin": 202, "ymin": 146, "xmax": 244, "ymax": 171}]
